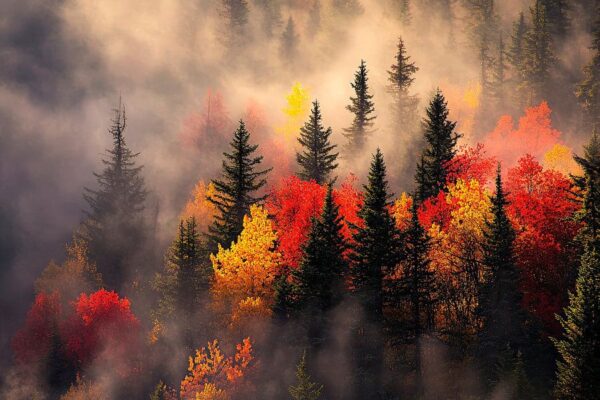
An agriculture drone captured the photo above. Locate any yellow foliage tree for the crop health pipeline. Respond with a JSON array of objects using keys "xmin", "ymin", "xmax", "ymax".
[
  {"xmin": 543, "ymin": 143, "xmax": 582, "ymax": 176},
  {"xmin": 391, "ymin": 192, "xmax": 413, "ymax": 231},
  {"xmin": 181, "ymin": 180, "xmax": 218, "ymax": 233},
  {"xmin": 195, "ymin": 384, "xmax": 228, "ymax": 400},
  {"xmin": 277, "ymin": 82, "xmax": 310, "ymax": 141},
  {"xmin": 211, "ymin": 205, "xmax": 282, "ymax": 320}
]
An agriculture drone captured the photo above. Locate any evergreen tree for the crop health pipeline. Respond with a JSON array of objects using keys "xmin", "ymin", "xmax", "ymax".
[
  {"xmin": 343, "ymin": 60, "xmax": 376, "ymax": 155},
  {"xmin": 351, "ymin": 149, "xmax": 401, "ymax": 396},
  {"xmin": 522, "ymin": 0, "xmax": 555, "ymax": 105},
  {"xmin": 387, "ymin": 37, "xmax": 419, "ymax": 138},
  {"xmin": 508, "ymin": 12, "xmax": 528, "ymax": 109},
  {"xmin": 575, "ymin": 8, "xmax": 600, "ymax": 132},
  {"xmin": 207, "ymin": 120, "xmax": 271, "ymax": 250},
  {"xmin": 307, "ymin": 0, "xmax": 322, "ymax": 37},
  {"xmin": 490, "ymin": 34, "xmax": 508, "ymax": 111},
  {"xmin": 573, "ymin": 131, "xmax": 600, "ymax": 246},
  {"xmin": 540, "ymin": 0, "xmax": 570, "ymax": 39},
  {"xmin": 553, "ymin": 244, "xmax": 600, "ymax": 400},
  {"xmin": 289, "ymin": 351, "xmax": 323, "ymax": 400},
  {"xmin": 83, "ymin": 100, "xmax": 147, "ymax": 289},
  {"xmin": 390, "ymin": 0, "xmax": 411, "ymax": 24},
  {"xmin": 414, "ymin": 89, "xmax": 461, "ymax": 204},
  {"xmin": 220, "ymin": 0, "xmax": 250, "ymax": 52},
  {"xmin": 273, "ymin": 269, "xmax": 294, "ymax": 323},
  {"xmin": 332, "ymin": 0, "xmax": 364, "ymax": 18},
  {"xmin": 477, "ymin": 166, "xmax": 527, "ymax": 384},
  {"xmin": 293, "ymin": 185, "xmax": 347, "ymax": 344},
  {"xmin": 296, "ymin": 100, "xmax": 339, "ymax": 185},
  {"xmin": 280, "ymin": 17, "xmax": 299, "ymax": 64},
  {"xmin": 253, "ymin": 0, "xmax": 283, "ymax": 38}
]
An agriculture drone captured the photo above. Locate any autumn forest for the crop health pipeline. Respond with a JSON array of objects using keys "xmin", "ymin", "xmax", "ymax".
[{"xmin": 1, "ymin": 0, "xmax": 600, "ymax": 399}]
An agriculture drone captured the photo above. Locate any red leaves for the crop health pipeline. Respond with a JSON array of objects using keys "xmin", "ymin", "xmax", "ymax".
[{"xmin": 449, "ymin": 144, "xmax": 497, "ymax": 186}]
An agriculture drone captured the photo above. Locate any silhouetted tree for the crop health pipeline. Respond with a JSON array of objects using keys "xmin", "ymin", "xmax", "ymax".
[
  {"xmin": 576, "ymin": 8, "xmax": 600, "ymax": 132},
  {"xmin": 344, "ymin": 60, "xmax": 376, "ymax": 155},
  {"xmin": 280, "ymin": 16, "xmax": 299, "ymax": 63}
]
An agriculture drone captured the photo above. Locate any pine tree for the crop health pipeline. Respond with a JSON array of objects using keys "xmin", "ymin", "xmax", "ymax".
[
  {"xmin": 576, "ymin": 8, "xmax": 600, "ymax": 132},
  {"xmin": 343, "ymin": 60, "xmax": 376, "ymax": 155},
  {"xmin": 207, "ymin": 120, "xmax": 271, "ymax": 250},
  {"xmin": 280, "ymin": 17, "xmax": 299, "ymax": 64},
  {"xmin": 477, "ymin": 166, "xmax": 527, "ymax": 383},
  {"xmin": 332, "ymin": 0, "xmax": 364, "ymax": 18},
  {"xmin": 490, "ymin": 34, "xmax": 508, "ymax": 111},
  {"xmin": 387, "ymin": 37, "xmax": 419, "ymax": 138},
  {"xmin": 414, "ymin": 89, "xmax": 461, "ymax": 204},
  {"xmin": 539, "ymin": 0, "xmax": 570, "ymax": 39},
  {"xmin": 296, "ymin": 101, "xmax": 339, "ymax": 185},
  {"xmin": 351, "ymin": 149, "xmax": 401, "ymax": 396},
  {"xmin": 220, "ymin": 0, "xmax": 250, "ymax": 52},
  {"xmin": 522, "ymin": 0, "xmax": 555, "ymax": 105},
  {"xmin": 293, "ymin": 185, "xmax": 347, "ymax": 344},
  {"xmin": 253, "ymin": 0, "xmax": 283, "ymax": 38},
  {"xmin": 553, "ymin": 244, "xmax": 600, "ymax": 400},
  {"xmin": 573, "ymin": 131, "xmax": 600, "ymax": 246},
  {"xmin": 83, "ymin": 100, "xmax": 147, "ymax": 289},
  {"xmin": 273, "ymin": 269, "xmax": 294, "ymax": 323},
  {"xmin": 390, "ymin": 0, "xmax": 411, "ymax": 24},
  {"xmin": 289, "ymin": 351, "xmax": 323, "ymax": 400},
  {"xmin": 508, "ymin": 12, "xmax": 528, "ymax": 109}
]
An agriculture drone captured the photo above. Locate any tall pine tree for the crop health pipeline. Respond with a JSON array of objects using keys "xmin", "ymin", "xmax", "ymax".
[
  {"xmin": 387, "ymin": 37, "xmax": 419, "ymax": 139},
  {"xmin": 351, "ymin": 149, "xmax": 401, "ymax": 397},
  {"xmin": 490, "ymin": 34, "xmax": 508, "ymax": 112},
  {"xmin": 280, "ymin": 16, "xmax": 299, "ymax": 64},
  {"xmin": 414, "ymin": 89, "xmax": 461, "ymax": 204},
  {"xmin": 296, "ymin": 100, "xmax": 338, "ymax": 184},
  {"xmin": 220, "ymin": 0, "xmax": 250, "ymax": 53},
  {"xmin": 508, "ymin": 12, "xmax": 528, "ymax": 110},
  {"xmin": 573, "ymin": 131, "xmax": 600, "ymax": 243},
  {"xmin": 208, "ymin": 120, "xmax": 271, "ymax": 251},
  {"xmin": 83, "ymin": 100, "xmax": 147, "ymax": 289},
  {"xmin": 477, "ymin": 166, "xmax": 527, "ymax": 384},
  {"xmin": 576, "ymin": 8, "xmax": 600, "ymax": 132},
  {"xmin": 343, "ymin": 60, "xmax": 376, "ymax": 155}
]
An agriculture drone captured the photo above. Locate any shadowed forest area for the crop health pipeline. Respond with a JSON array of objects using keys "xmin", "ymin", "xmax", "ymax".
[{"xmin": 1, "ymin": 0, "xmax": 600, "ymax": 399}]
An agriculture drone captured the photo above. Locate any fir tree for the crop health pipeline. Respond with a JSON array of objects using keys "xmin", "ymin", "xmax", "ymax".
[
  {"xmin": 207, "ymin": 120, "xmax": 271, "ymax": 250},
  {"xmin": 414, "ymin": 89, "xmax": 461, "ymax": 204},
  {"xmin": 508, "ymin": 12, "xmax": 528, "ymax": 109},
  {"xmin": 390, "ymin": 0, "xmax": 411, "ymax": 24},
  {"xmin": 343, "ymin": 60, "xmax": 376, "ymax": 155},
  {"xmin": 553, "ymin": 244, "xmax": 600, "ymax": 400},
  {"xmin": 540, "ymin": 0, "xmax": 570, "ymax": 39},
  {"xmin": 83, "ymin": 100, "xmax": 147, "ymax": 289},
  {"xmin": 253, "ymin": 0, "xmax": 283, "ymax": 38},
  {"xmin": 575, "ymin": 8, "xmax": 600, "ymax": 132},
  {"xmin": 477, "ymin": 166, "xmax": 527, "ymax": 384},
  {"xmin": 296, "ymin": 100, "xmax": 339, "ymax": 185},
  {"xmin": 273, "ymin": 269, "xmax": 294, "ymax": 323},
  {"xmin": 387, "ymin": 37, "xmax": 419, "ymax": 138},
  {"xmin": 573, "ymin": 131, "xmax": 600, "ymax": 245},
  {"xmin": 332, "ymin": 0, "xmax": 364, "ymax": 18},
  {"xmin": 351, "ymin": 149, "xmax": 401, "ymax": 396},
  {"xmin": 490, "ymin": 34, "xmax": 508, "ymax": 111},
  {"xmin": 220, "ymin": 0, "xmax": 250, "ymax": 52},
  {"xmin": 522, "ymin": 0, "xmax": 555, "ymax": 105},
  {"xmin": 289, "ymin": 351, "xmax": 323, "ymax": 400},
  {"xmin": 280, "ymin": 17, "xmax": 299, "ymax": 64}
]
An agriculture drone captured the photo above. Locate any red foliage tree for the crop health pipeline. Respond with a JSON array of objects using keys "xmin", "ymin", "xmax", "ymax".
[
  {"xmin": 449, "ymin": 144, "xmax": 497, "ymax": 186},
  {"xmin": 179, "ymin": 90, "xmax": 232, "ymax": 152}
]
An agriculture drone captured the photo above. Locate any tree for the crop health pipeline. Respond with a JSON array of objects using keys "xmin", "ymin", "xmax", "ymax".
[
  {"xmin": 350, "ymin": 149, "xmax": 401, "ymax": 396},
  {"xmin": 207, "ymin": 120, "xmax": 271, "ymax": 251},
  {"xmin": 539, "ymin": 0, "xmax": 570, "ymax": 38},
  {"xmin": 332, "ymin": 0, "xmax": 364, "ymax": 18},
  {"xmin": 489, "ymin": 34, "xmax": 508, "ymax": 111},
  {"xmin": 522, "ymin": 0, "xmax": 555, "ymax": 105},
  {"xmin": 553, "ymin": 244, "xmax": 600, "ymax": 400},
  {"xmin": 343, "ymin": 60, "xmax": 376, "ymax": 155},
  {"xmin": 307, "ymin": 0, "xmax": 321, "ymax": 37},
  {"xmin": 477, "ymin": 167, "xmax": 527, "ymax": 383},
  {"xmin": 415, "ymin": 89, "xmax": 461, "ymax": 204},
  {"xmin": 508, "ymin": 12, "xmax": 528, "ymax": 109},
  {"xmin": 576, "ymin": 8, "xmax": 600, "ymax": 132},
  {"xmin": 220, "ymin": 0, "xmax": 250, "ymax": 53},
  {"xmin": 289, "ymin": 351, "xmax": 323, "ymax": 400},
  {"xmin": 293, "ymin": 185, "xmax": 347, "ymax": 345},
  {"xmin": 280, "ymin": 17, "xmax": 299, "ymax": 63},
  {"xmin": 82, "ymin": 100, "xmax": 147, "ymax": 289},
  {"xmin": 387, "ymin": 37, "xmax": 419, "ymax": 140},
  {"xmin": 573, "ymin": 131, "xmax": 600, "ymax": 243},
  {"xmin": 253, "ymin": 0, "xmax": 282, "ymax": 38},
  {"xmin": 296, "ymin": 101, "xmax": 339, "ymax": 185},
  {"xmin": 390, "ymin": 0, "xmax": 411, "ymax": 24}
]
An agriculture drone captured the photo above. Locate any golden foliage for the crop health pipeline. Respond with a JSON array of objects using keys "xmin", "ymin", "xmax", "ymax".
[
  {"xmin": 60, "ymin": 376, "xmax": 107, "ymax": 400},
  {"xmin": 277, "ymin": 82, "xmax": 310, "ymax": 141},
  {"xmin": 195, "ymin": 384, "xmax": 229, "ymax": 400},
  {"xmin": 181, "ymin": 180, "xmax": 218, "ymax": 233},
  {"xmin": 392, "ymin": 192, "xmax": 413, "ymax": 231},
  {"xmin": 229, "ymin": 296, "xmax": 272, "ymax": 332},
  {"xmin": 543, "ymin": 143, "xmax": 582, "ymax": 176}
]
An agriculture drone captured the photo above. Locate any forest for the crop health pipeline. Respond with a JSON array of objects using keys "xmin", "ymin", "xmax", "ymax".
[{"xmin": 0, "ymin": 0, "xmax": 599, "ymax": 399}]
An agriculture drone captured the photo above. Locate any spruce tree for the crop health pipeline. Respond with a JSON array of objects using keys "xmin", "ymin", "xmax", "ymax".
[
  {"xmin": 296, "ymin": 100, "xmax": 339, "ymax": 185},
  {"xmin": 508, "ymin": 12, "xmax": 528, "ymax": 109},
  {"xmin": 540, "ymin": 0, "xmax": 570, "ymax": 39},
  {"xmin": 293, "ymin": 185, "xmax": 347, "ymax": 344},
  {"xmin": 83, "ymin": 100, "xmax": 147, "ymax": 289},
  {"xmin": 490, "ymin": 34, "xmax": 508, "ymax": 111},
  {"xmin": 253, "ymin": 0, "xmax": 283, "ymax": 38},
  {"xmin": 289, "ymin": 351, "xmax": 323, "ymax": 400},
  {"xmin": 390, "ymin": 0, "xmax": 411, "ymax": 24},
  {"xmin": 207, "ymin": 120, "xmax": 271, "ymax": 250},
  {"xmin": 387, "ymin": 37, "xmax": 419, "ymax": 138},
  {"xmin": 522, "ymin": 0, "xmax": 555, "ymax": 105},
  {"xmin": 220, "ymin": 0, "xmax": 250, "ymax": 53},
  {"xmin": 273, "ymin": 269, "xmax": 294, "ymax": 323},
  {"xmin": 573, "ymin": 131, "xmax": 600, "ymax": 245},
  {"xmin": 477, "ymin": 166, "xmax": 527, "ymax": 384},
  {"xmin": 280, "ymin": 17, "xmax": 299, "ymax": 64},
  {"xmin": 343, "ymin": 60, "xmax": 376, "ymax": 155},
  {"xmin": 575, "ymin": 8, "xmax": 600, "ymax": 132},
  {"xmin": 351, "ymin": 149, "xmax": 401, "ymax": 396},
  {"xmin": 332, "ymin": 0, "xmax": 364, "ymax": 18},
  {"xmin": 414, "ymin": 89, "xmax": 461, "ymax": 204},
  {"xmin": 553, "ymin": 244, "xmax": 600, "ymax": 400}
]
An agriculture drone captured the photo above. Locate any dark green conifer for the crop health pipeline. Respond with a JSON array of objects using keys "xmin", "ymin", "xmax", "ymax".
[
  {"xmin": 387, "ymin": 37, "xmax": 419, "ymax": 138},
  {"xmin": 576, "ymin": 9, "xmax": 600, "ymax": 132},
  {"xmin": 573, "ymin": 131, "xmax": 600, "ymax": 243},
  {"xmin": 280, "ymin": 17, "xmax": 299, "ymax": 63},
  {"xmin": 343, "ymin": 60, "xmax": 376, "ymax": 155}
]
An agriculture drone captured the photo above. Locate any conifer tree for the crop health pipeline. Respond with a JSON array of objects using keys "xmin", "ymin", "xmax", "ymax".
[
  {"xmin": 573, "ymin": 131, "xmax": 600, "ymax": 246},
  {"xmin": 208, "ymin": 120, "xmax": 271, "ymax": 250},
  {"xmin": 220, "ymin": 0, "xmax": 250, "ymax": 52},
  {"xmin": 464, "ymin": 0, "xmax": 498, "ymax": 97},
  {"xmin": 490, "ymin": 34, "xmax": 508, "ymax": 111},
  {"xmin": 289, "ymin": 351, "xmax": 323, "ymax": 400},
  {"xmin": 576, "ymin": 9, "xmax": 600, "ymax": 132},
  {"xmin": 553, "ymin": 244, "xmax": 600, "ymax": 400},
  {"xmin": 343, "ymin": 60, "xmax": 376, "ymax": 155},
  {"xmin": 293, "ymin": 185, "xmax": 347, "ymax": 344},
  {"xmin": 83, "ymin": 100, "xmax": 147, "ymax": 289},
  {"xmin": 351, "ymin": 149, "xmax": 401, "ymax": 396},
  {"xmin": 253, "ymin": 0, "xmax": 283, "ymax": 38},
  {"xmin": 273, "ymin": 270, "xmax": 294, "ymax": 323},
  {"xmin": 540, "ymin": 0, "xmax": 570, "ymax": 39},
  {"xmin": 522, "ymin": 0, "xmax": 555, "ymax": 105},
  {"xmin": 508, "ymin": 12, "xmax": 528, "ymax": 109},
  {"xmin": 390, "ymin": 0, "xmax": 411, "ymax": 24},
  {"xmin": 280, "ymin": 17, "xmax": 299, "ymax": 63},
  {"xmin": 296, "ymin": 101, "xmax": 339, "ymax": 185},
  {"xmin": 387, "ymin": 37, "xmax": 419, "ymax": 138},
  {"xmin": 307, "ymin": 0, "xmax": 322, "ymax": 37},
  {"xmin": 332, "ymin": 0, "xmax": 364, "ymax": 18},
  {"xmin": 414, "ymin": 89, "xmax": 461, "ymax": 204},
  {"xmin": 477, "ymin": 166, "xmax": 527, "ymax": 383}
]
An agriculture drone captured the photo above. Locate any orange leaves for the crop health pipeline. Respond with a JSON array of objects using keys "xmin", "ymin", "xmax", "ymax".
[
  {"xmin": 181, "ymin": 180, "xmax": 218, "ymax": 232},
  {"xmin": 543, "ymin": 143, "xmax": 582, "ymax": 176},
  {"xmin": 180, "ymin": 338, "xmax": 253, "ymax": 400}
]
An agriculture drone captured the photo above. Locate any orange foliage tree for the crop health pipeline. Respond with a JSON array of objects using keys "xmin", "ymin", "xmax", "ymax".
[{"xmin": 181, "ymin": 180, "xmax": 218, "ymax": 233}]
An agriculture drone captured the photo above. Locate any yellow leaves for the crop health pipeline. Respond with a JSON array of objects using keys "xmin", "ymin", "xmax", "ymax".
[
  {"xmin": 392, "ymin": 192, "xmax": 413, "ymax": 231},
  {"xmin": 543, "ymin": 143, "xmax": 582, "ymax": 176},
  {"xmin": 211, "ymin": 205, "xmax": 282, "ymax": 321},
  {"xmin": 195, "ymin": 384, "xmax": 228, "ymax": 400},
  {"xmin": 148, "ymin": 319, "xmax": 162, "ymax": 344},
  {"xmin": 229, "ymin": 297, "xmax": 272, "ymax": 332},
  {"xmin": 446, "ymin": 179, "xmax": 492, "ymax": 235},
  {"xmin": 277, "ymin": 83, "xmax": 310, "ymax": 141},
  {"xmin": 181, "ymin": 180, "xmax": 218, "ymax": 232},
  {"xmin": 463, "ymin": 82, "xmax": 481, "ymax": 109}
]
